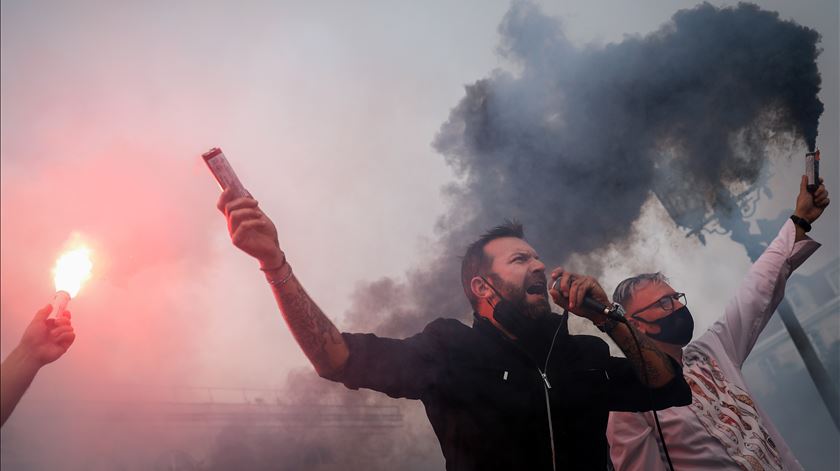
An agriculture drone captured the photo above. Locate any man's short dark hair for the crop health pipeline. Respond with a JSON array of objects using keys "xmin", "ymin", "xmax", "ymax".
[{"xmin": 461, "ymin": 220, "xmax": 525, "ymax": 310}]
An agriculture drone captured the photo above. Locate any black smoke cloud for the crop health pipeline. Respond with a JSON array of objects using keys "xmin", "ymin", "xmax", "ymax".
[{"xmin": 344, "ymin": 1, "xmax": 823, "ymax": 337}]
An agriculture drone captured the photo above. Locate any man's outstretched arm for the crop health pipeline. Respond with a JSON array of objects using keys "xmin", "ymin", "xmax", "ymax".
[
  {"xmin": 1, "ymin": 306, "xmax": 76, "ymax": 426},
  {"xmin": 218, "ymin": 189, "xmax": 349, "ymax": 377},
  {"xmin": 264, "ymin": 265, "xmax": 349, "ymax": 377}
]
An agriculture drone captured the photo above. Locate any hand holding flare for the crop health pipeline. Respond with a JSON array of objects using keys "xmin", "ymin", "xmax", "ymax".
[
  {"xmin": 51, "ymin": 247, "xmax": 93, "ymax": 319},
  {"xmin": 0, "ymin": 247, "xmax": 89, "ymax": 427}
]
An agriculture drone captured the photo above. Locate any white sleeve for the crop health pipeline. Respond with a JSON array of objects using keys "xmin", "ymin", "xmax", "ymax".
[
  {"xmin": 709, "ymin": 219, "xmax": 820, "ymax": 369},
  {"xmin": 608, "ymin": 411, "xmax": 666, "ymax": 471}
]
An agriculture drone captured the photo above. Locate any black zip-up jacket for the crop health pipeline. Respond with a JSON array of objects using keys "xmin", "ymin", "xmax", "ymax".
[{"xmin": 324, "ymin": 312, "xmax": 691, "ymax": 470}]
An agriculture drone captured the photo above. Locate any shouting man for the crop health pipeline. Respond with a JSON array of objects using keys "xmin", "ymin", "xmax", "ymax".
[{"xmin": 218, "ymin": 191, "xmax": 691, "ymax": 470}]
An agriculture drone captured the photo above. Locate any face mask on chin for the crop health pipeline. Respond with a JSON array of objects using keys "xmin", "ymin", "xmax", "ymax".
[
  {"xmin": 481, "ymin": 276, "xmax": 543, "ymax": 340},
  {"xmin": 643, "ymin": 305, "xmax": 695, "ymax": 346}
]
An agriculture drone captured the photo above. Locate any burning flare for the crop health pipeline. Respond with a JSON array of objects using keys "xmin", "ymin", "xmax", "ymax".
[
  {"xmin": 53, "ymin": 247, "xmax": 93, "ymax": 297},
  {"xmin": 50, "ymin": 246, "xmax": 93, "ymax": 318}
]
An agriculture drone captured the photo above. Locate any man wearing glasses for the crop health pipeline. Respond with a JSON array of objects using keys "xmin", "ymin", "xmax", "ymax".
[{"xmin": 607, "ymin": 175, "xmax": 830, "ymax": 471}]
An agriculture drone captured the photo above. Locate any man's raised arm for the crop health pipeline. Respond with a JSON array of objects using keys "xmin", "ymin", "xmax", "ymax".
[
  {"xmin": 713, "ymin": 175, "xmax": 828, "ymax": 368},
  {"xmin": 217, "ymin": 189, "xmax": 349, "ymax": 377}
]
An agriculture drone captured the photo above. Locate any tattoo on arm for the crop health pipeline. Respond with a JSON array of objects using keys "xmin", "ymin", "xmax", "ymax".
[
  {"xmin": 609, "ymin": 322, "xmax": 675, "ymax": 387},
  {"xmin": 272, "ymin": 276, "xmax": 348, "ymax": 375}
]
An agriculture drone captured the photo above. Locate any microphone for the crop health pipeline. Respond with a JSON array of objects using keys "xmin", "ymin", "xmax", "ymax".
[
  {"xmin": 581, "ymin": 297, "xmax": 628, "ymax": 324},
  {"xmin": 548, "ymin": 279, "xmax": 628, "ymax": 324}
]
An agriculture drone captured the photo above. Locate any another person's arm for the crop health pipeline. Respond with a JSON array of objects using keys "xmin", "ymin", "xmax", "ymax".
[
  {"xmin": 712, "ymin": 175, "xmax": 827, "ymax": 368},
  {"xmin": 1, "ymin": 305, "xmax": 75, "ymax": 426},
  {"xmin": 217, "ymin": 189, "xmax": 349, "ymax": 377},
  {"xmin": 551, "ymin": 270, "xmax": 677, "ymax": 388}
]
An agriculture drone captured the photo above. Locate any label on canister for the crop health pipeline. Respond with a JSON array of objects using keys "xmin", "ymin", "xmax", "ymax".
[
  {"xmin": 202, "ymin": 148, "xmax": 247, "ymax": 198},
  {"xmin": 805, "ymin": 150, "xmax": 820, "ymax": 192}
]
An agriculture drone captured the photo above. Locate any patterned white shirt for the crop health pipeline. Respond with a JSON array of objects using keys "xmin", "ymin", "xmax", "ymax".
[{"xmin": 608, "ymin": 219, "xmax": 820, "ymax": 471}]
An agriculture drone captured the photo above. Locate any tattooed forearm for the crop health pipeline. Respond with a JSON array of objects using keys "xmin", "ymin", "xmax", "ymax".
[
  {"xmin": 608, "ymin": 321, "xmax": 675, "ymax": 387},
  {"xmin": 271, "ymin": 274, "xmax": 349, "ymax": 377}
]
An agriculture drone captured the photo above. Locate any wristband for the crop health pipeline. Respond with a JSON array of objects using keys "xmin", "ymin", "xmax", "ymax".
[{"xmin": 790, "ymin": 215, "xmax": 811, "ymax": 233}]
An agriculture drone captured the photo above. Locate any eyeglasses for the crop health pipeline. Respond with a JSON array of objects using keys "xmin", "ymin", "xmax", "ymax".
[{"xmin": 629, "ymin": 292, "xmax": 687, "ymax": 321}]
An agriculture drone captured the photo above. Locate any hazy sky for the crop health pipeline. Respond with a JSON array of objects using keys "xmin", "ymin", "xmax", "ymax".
[{"xmin": 1, "ymin": 0, "xmax": 837, "ymax": 468}]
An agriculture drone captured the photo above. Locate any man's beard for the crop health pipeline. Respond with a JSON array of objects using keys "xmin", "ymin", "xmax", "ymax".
[
  {"xmin": 490, "ymin": 275, "xmax": 551, "ymax": 320},
  {"xmin": 520, "ymin": 294, "xmax": 551, "ymax": 319}
]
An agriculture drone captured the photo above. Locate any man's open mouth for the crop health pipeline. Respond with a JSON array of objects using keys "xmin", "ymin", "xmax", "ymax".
[{"xmin": 526, "ymin": 282, "xmax": 547, "ymax": 295}]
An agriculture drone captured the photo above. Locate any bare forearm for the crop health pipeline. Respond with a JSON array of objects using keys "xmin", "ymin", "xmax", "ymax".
[
  {"xmin": 266, "ymin": 265, "xmax": 349, "ymax": 377},
  {"xmin": 607, "ymin": 321, "xmax": 675, "ymax": 388},
  {"xmin": 1, "ymin": 347, "xmax": 41, "ymax": 426},
  {"xmin": 219, "ymin": 193, "xmax": 351, "ymax": 376}
]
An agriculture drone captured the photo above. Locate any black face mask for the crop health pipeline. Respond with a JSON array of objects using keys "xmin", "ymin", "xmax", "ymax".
[
  {"xmin": 643, "ymin": 305, "xmax": 694, "ymax": 346},
  {"xmin": 481, "ymin": 276, "xmax": 535, "ymax": 339}
]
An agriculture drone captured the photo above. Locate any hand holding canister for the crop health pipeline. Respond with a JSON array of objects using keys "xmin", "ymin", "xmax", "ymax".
[
  {"xmin": 217, "ymin": 189, "xmax": 285, "ymax": 270},
  {"xmin": 792, "ymin": 168, "xmax": 830, "ymax": 238},
  {"xmin": 805, "ymin": 149, "xmax": 820, "ymax": 193}
]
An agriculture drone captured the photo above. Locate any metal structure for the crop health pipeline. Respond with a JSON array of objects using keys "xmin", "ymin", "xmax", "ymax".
[
  {"xmin": 101, "ymin": 385, "xmax": 404, "ymax": 430},
  {"xmin": 19, "ymin": 385, "xmax": 406, "ymax": 470}
]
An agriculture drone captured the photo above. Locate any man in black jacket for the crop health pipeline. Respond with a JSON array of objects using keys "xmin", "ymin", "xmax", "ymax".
[{"xmin": 218, "ymin": 189, "xmax": 691, "ymax": 470}]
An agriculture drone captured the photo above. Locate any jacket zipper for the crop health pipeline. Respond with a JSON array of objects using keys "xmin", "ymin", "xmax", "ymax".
[
  {"xmin": 492, "ymin": 316, "xmax": 565, "ymax": 470},
  {"xmin": 540, "ymin": 323, "xmax": 563, "ymax": 471}
]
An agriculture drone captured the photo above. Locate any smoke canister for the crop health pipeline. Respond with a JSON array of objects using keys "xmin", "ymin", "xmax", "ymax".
[
  {"xmin": 202, "ymin": 147, "xmax": 248, "ymax": 198},
  {"xmin": 805, "ymin": 149, "xmax": 820, "ymax": 193}
]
